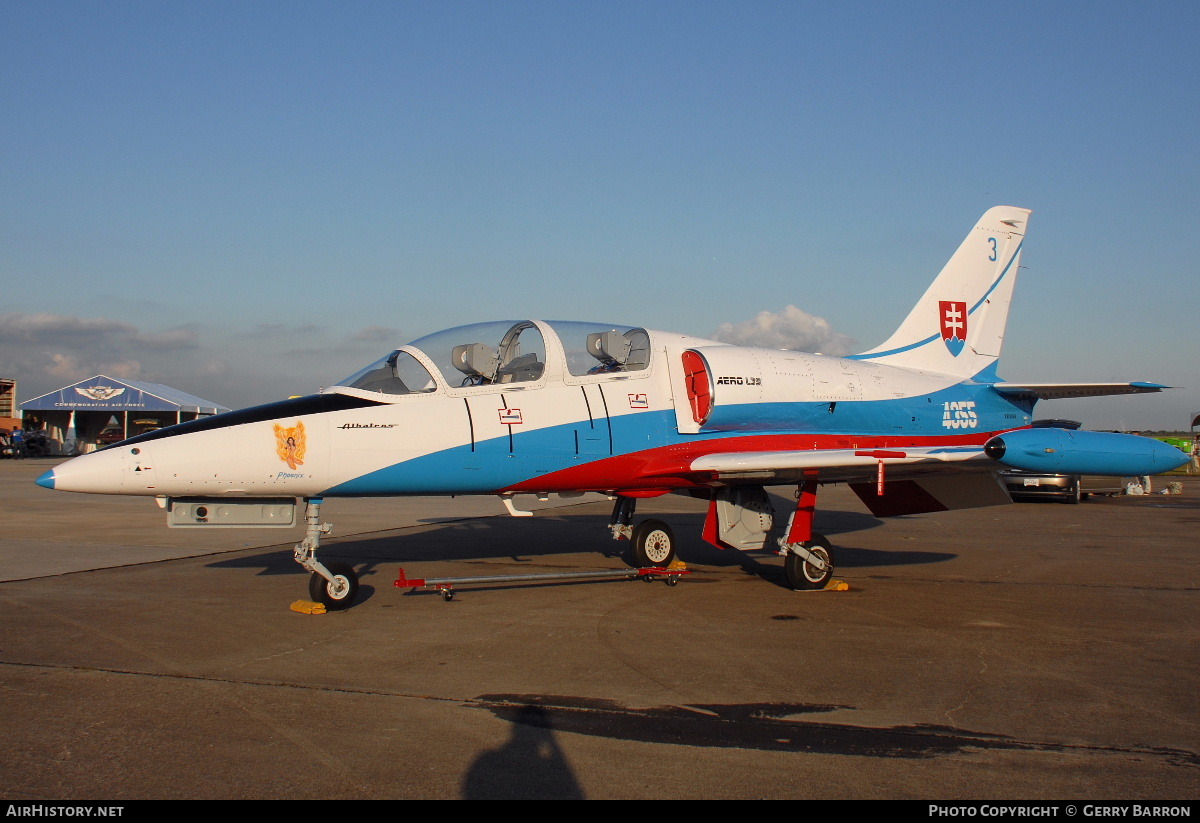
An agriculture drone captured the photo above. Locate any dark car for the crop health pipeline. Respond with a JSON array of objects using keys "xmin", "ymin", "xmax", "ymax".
[{"xmin": 96, "ymin": 427, "xmax": 125, "ymax": 445}]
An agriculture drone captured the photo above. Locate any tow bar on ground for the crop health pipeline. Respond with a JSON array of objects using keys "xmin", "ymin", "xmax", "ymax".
[{"xmin": 394, "ymin": 564, "xmax": 691, "ymax": 601}]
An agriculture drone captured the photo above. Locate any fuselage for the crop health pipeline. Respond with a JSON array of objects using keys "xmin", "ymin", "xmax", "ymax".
[{"xmin": 37, "ymin": 319, "xmax": 1033, "ymax": 498}]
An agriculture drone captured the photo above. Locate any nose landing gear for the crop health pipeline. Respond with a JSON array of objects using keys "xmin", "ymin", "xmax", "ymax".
[{"xmin": 293, "ymin": 498, "xmax": 360, "ymax": 611}]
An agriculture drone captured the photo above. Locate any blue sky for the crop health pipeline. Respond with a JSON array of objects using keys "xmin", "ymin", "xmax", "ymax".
[{"xmin": 3, "ymin": 1, "xmax": 1197, "ymax": 428}]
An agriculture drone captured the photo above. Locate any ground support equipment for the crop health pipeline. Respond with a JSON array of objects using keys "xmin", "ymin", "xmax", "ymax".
[{"xmin": 393, "ymin": 565, "xmax": 691, "ymax": 601}]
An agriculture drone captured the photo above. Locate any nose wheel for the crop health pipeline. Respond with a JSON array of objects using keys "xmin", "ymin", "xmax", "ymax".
[
  {"xmin": 308, "ymin": 560, "xmax": 360, "ymax": 611},
  {"xmin": 294, "ymin": 498, "xmax": 362, "ymax": 610}
]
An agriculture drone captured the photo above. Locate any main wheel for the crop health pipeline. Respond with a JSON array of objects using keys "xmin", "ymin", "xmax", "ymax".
[
  {"xmin": 629, "ymin": 519, "xmax": 676, "ymax": 568},
  {"xmin": 308, "ymin": 561, "xmax": 360, "ymax": 610},
  {"xmin": 785, "ymin": 534, "xmax": 834, "ymax": 591}
]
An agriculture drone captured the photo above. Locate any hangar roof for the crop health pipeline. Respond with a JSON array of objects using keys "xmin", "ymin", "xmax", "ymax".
[{"xmin": 20, "ymin": 375, "xmax": 230, "ymax": 414}]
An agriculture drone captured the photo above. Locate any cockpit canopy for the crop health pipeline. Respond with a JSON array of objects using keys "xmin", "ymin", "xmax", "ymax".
[
  {"xmin": 550, "ymin": 320, "xmax": 650, "ymax": 376},
  {"xmin": 334, "ymin": 320, "xmax": 650, "ymax": 397}
]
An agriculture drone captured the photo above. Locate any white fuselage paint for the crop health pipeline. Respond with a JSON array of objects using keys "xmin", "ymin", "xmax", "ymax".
[{"xmin": 44, "ymin": 325, "xmax": 1020, "ymax": 499}]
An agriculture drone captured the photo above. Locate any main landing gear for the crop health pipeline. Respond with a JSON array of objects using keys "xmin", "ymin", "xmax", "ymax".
[
  {"xmin": 294, "ymin": 498, "xmax": 360, "ymax": 610},
  {"xmin": 609, "ymin": 496, "xmax": 678, "ymax": 568},
  {"xmin": 776, "ymin": 474, "xmax": 835, "ymax": 591},
  {"xmin": 291, "ymin": 487, "xmax": 834, "ymax": 609},
  {"xmin": 781, "ymin": 534, "xmax": 834, "ymax": 590}
]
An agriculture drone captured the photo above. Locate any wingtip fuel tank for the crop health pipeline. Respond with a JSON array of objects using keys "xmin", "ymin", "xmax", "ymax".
[{"xmin": 984, "ymin": 428, "xmax": 1189, "ymax": 476}]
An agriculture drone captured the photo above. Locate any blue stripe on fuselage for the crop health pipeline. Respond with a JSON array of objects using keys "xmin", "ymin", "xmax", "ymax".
[{"xmin": 319, "ymin": 383, "xmax": 1027, "ymax": 496}]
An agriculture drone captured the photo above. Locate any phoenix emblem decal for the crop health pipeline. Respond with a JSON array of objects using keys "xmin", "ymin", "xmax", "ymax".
[{"xmin": 274, "ymin": 420, "xmax": 307, "ymax": 469}]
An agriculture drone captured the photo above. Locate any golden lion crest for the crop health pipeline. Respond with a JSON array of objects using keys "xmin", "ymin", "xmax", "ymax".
[{"xmin": 274, "ymin": 421, "xmax": 306, "ymax": 469}]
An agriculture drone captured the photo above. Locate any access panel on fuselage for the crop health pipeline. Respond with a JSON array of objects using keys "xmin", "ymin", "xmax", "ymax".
[
  {"xmin": 464, "ymin": 385, "xmax": 603, "ymax": 457},
  {"xmin": 464, "ymin": 393, "xmax": 518, "ymax": 454},
  {"xmin": 575, "ymin": 384, "xmax": 611, "ymax": 455}
]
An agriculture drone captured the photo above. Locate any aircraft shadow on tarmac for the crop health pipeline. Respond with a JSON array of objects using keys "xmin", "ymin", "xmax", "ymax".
[{"xmin": 205, "ymin": 505, "xmax": 956, "ymax": 601}]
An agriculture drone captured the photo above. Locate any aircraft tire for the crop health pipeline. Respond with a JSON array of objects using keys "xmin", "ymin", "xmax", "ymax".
[
  {"xmin": 629, "ymin": 519, "xmax": 676, "ymax": 568},
  {"xmin": 785, "ymin": 534, "xmax": 833, "ymax": 591},
  {"xmin": 309, "ymin": 561, "xmax": 360, "ymax": 611}
]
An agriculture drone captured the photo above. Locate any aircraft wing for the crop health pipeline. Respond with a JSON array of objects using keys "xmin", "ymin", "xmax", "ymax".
[
  {"xmin": 689, "ymin": 446, "xmax": 1007, "ymax": 516},
  {"xmin": 690, "ymin": 445, "xmax": 986, "ymax": 482},
  {"xmin": 991, "ymin": 382, "xmax": 1170, "ymax": 400}
]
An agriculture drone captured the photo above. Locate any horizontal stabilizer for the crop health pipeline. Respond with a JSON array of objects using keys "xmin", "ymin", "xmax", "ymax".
[
  {"xmin": 991, "ymin": 382, "xmax": 1171, "ymax": 400},
  {"xmin": 850, "ymin": 473, "xmax": 1012, "ymax": 517}
]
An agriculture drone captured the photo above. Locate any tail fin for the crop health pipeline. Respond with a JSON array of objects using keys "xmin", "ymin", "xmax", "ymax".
[{"xmin": 850, "ymin": 206, "xmax": 1031, "ymax": 379}]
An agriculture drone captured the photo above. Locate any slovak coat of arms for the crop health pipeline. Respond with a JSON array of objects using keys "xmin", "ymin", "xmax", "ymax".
[{"xmin": 938, "ymin": 300, "xmax": 967, "ymax": 356}]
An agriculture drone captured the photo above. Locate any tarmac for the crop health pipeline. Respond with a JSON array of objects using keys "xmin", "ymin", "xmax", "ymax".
[{"xmin": 1, "ymin": 456, "xmax": 1197, "ymax": 799}]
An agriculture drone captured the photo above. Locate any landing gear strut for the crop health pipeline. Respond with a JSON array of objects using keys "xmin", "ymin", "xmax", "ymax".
[
  {"xmin": 609, "ymin": 496, "xmax": 636, "ymax": 541},
  {"xmin": 293, "ymin": 498, "xmax": 360, "ymax": 610},
  {"xmin": 777, "ymin": 473, "xmax": 836, "ymax": 590}
]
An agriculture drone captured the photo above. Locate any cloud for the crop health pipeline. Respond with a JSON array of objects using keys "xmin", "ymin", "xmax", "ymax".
[
  {"xmin": 197, "ymin": 358, "xmax": 231, "ymax": 377},
  {"xmin": 134, "ymin": 326, "xmax": 200, "ymax": 350},
  {"xmin": 0, "ymin": 312, "xmax": 400, "ymax": 411},
  {"xmin": 45, "ymin": 353, "xmax": 144, "ymax": 382},
  {"xmin": 0, "ymin": 313, "xmax": 137, "ymax": 345},
  {"xmin": 233, "ymin": 323, "xmax": 327, "ymax": 340},
  {"xmin": 0, "ymin": 312, "xmax": 212, "ymax": 403},
  {"xmin": 712, "ymin": 305, "xmax": 856, "ymax": 355},
  {"xmin": 351, "ymin": 325, "xmax": 402, "ymax": 344},
  {"xmin": 0, "ymin": 312, "xmax": 197, "ymax": 354}
]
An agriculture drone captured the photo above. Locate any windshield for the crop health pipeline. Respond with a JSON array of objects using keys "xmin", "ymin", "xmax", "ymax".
[{"xmin": 337, "ymin": 350, "xmax": 437, "ymax": 395}]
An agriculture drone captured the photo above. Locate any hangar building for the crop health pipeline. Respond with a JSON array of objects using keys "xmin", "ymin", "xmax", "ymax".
[{"xmin": 21, "ymin": 375, "xmax": 229, "ymax": 454}]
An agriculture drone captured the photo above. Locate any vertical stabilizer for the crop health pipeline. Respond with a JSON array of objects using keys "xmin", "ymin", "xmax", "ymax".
[{"xmin": 851, "ymin": 206, "xmax": 1030, "ymax": 378}]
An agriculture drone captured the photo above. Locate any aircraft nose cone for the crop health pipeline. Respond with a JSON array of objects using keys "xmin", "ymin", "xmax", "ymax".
[{"xmin": 35, "ymin": 450, "xmax": 128, "ymax": 494}]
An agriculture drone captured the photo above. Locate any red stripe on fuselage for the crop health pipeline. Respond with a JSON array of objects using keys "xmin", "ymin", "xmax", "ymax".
[{"xmin": 501, "ymin": 430, "xmax": 1005, "ymax": 493}]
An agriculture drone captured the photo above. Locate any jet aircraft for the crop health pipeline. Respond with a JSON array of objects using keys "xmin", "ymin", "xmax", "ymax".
[{"xmin": 36, "ymin": 207, "xmax": 1189, "ymax": 608}]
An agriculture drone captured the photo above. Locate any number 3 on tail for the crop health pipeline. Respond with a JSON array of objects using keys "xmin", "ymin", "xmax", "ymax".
[{"xmin": 987, "ymin": 237, "xmax": 998, "ymax": 261}]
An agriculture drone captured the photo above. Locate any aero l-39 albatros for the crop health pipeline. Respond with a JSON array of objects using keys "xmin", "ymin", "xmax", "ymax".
[{"xmin": 36, "ymin": 207, "xmax": 1188, "ymax": 608}]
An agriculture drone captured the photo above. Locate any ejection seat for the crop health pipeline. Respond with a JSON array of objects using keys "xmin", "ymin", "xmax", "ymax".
[
  {"xmin": 451, "ymin": 343, "xmax": 499, "ymax": 386},
  {"xmin": 586, "ymin": 329, "xmax": 649, "ymax": 373},
  {"xmin": 495, "ymin": 352, "xmax": 544, "ymax": 383}
]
